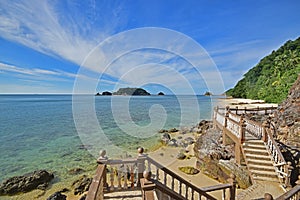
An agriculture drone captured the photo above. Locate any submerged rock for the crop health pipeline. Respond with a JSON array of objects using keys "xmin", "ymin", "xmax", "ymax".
[{"xmin": 0, "ymin": 170, "xmax": 54, "ymax": 195}]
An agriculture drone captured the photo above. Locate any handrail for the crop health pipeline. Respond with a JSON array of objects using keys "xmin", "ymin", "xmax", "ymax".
[
  {"xmin": 275, "ymin": 185, "xmax": 300, "ymax": 200},
  {"xmin": 86, "ymin": 164, "xmax": 106, "ymax": 200},
  {"xmin": 244, "ymin": 118, "xmax": 263, "ymax": 139},
  {"xmin": 264, "ymin": 128, "xmax": 290, "ymax": 186},
  {"xmin": 147, "ymin": 157, "xmax": 221, "ymax": 200},
  {"xmin": 226, "ymin": 117, "xmax": 241, "ymax": 138},
  {"xmin": 150, "ymin": 179, "xmax": 187, "ymax": 200}
]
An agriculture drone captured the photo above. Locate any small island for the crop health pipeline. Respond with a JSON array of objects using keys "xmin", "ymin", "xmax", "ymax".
[
  {"xmin": 158, "ymin": 92, "xmax": 165, "ymax": 96},
  {"xmin": 204, "ymin": 91, "xmax": 212, "ymax": 96},
  {"xmin": 96, "ymin": 87, "xmax": 151, "ymax": 96}
]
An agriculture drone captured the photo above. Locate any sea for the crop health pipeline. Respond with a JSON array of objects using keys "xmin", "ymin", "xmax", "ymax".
[{"xmin": 0, "ymin": 94, "xmax": 220, "ymax": 184}]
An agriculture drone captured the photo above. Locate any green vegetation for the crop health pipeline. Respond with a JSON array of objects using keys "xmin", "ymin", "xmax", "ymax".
[
  {"xmin": 226, "ymin": 37, "xmax": 300, "ymax": 103},
  {"xmin": 178, "ymin": 166, "xmax": 199, "ymax": 175}
]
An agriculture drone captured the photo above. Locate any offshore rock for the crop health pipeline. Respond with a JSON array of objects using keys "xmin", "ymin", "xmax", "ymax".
[{"xmin": 0, "ymin": 170, "xmax": 54, "ymax": 195}]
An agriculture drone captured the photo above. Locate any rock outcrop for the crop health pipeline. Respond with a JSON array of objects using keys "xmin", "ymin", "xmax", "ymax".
[
  {"xmin": 193, "ymin": 124, "xmax": 251, "ymax": 188},
  {"xmin": 273, "ymin": 75, "xmax": 300, "ymax": 148},
  {"xmin": 0, "ymin": 170, "xmax": 54, "ymax": 195}
]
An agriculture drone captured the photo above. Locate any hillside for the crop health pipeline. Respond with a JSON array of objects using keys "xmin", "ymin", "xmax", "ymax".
[{"xmin": 226, "ymin": 37, "xmax": 300, "ymax": 103}]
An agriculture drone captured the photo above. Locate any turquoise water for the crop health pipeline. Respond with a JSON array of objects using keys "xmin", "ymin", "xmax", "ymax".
[{"xmin": 0, "ymin": 95, "xmax": 217, "ymax": 182}]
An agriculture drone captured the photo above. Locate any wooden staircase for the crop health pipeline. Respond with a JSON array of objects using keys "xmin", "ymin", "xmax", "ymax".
[{"xmin": 243, "ymin": 139, "xmax": 279, "ymax": 182}]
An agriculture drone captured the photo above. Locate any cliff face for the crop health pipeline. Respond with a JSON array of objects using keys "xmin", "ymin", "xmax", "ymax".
[{"xmin": 274, "ymin": 75, "xmax": 300, "ymax": 148}]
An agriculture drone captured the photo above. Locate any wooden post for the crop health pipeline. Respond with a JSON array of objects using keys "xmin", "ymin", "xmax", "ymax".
[
  {"xmin": 97, "ymin": 150, "xmax": 108, "ymax": 189},
  {"xmin": 262, "ymin": 121, "xmax": 269, "ymax": 142},
  {"xmin": 235, "ymin": 143, "xmax": 241, "ymax": 165},
  {"xmin": 239, "ymin": 115, "xmax": 246, "ymax": 144},
  {"xmin": 285, "ymin": 162, "xmax": 293, "ymax": 188},
  {"xmin": 137, "ymin": 147, "xmax": 146, "ymax": 187},
  {"xmin": 141, "ymin": 171, "xmax": 155, "ymax": 200},
  {"xmin": 235, "ymin": 106, "xmax": 238, "ymax": 115},
  {"xmin": 264, "ymin": 193, "xmax": 273, "ymax": 200},
  {"xmin": 296, "ymin": 175, "xmax": 300, "ymax": 200},
  {"xmin": 223, "ymin": 107, "xmax": 230, "ymax": 145},
  {"xmin": 228, "ymin": 174, "xmax": 236, "ymax": 200}
]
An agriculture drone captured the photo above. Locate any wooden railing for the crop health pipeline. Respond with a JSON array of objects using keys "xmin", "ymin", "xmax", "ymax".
[
  {"xmin": 244, "ymin": 118, "xmax": 263, "ymax": 139},
  {"xmin": 213, "ymin": 106, "xmax": 292, "ymax": 188},
  {"xmin": 229, "ymin": 106, "xmax": 277, "ymax": 115},
  {"xmin": 86, "ymin": 148, "xmax": 237, "ymax": 200},
  {"xmin": 86, "ymin": 164, "xmax": 106, "ymax": 200},
  {"xmin": 263, "ymin": 128, "xmax": 293, "ymax": 187},
  {"xmin": 264, "ymin": 177, "xmax": 300, "ymax": 200}
]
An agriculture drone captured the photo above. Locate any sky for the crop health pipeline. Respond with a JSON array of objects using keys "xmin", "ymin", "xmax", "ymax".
[{"xmin": 0, "ymin": 0, "xmax": 300, "ymax": 94}]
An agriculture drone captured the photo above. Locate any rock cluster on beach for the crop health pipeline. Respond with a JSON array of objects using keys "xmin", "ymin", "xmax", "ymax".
[
  {"xmin": 193, "ymin": 121, "xmax": 251, "ymax": 189},
  {"xmin": 0, "ymin": 170, "xmax": 54, "ymax": 195}
]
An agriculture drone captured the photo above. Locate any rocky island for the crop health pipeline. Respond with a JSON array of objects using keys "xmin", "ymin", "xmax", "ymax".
[{"xmin": 95, "ymin": 87, "xmax": 151, "ymax": 96}]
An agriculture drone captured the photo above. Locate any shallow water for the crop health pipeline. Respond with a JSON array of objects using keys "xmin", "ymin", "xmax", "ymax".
[{"xmin": 0, "ymin": 94, "xmax": 218, "ymax": 183}]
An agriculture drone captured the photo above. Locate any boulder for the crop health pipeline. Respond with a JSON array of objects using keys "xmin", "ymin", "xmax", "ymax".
[
  {"xmin": 47, "ymin": 192, "xmax": 67, "ymax": 200},
  {"xmin": 176, "ymin": 152, "xmax": 186, "ymax": 160},
  {"xmin": 0, "ymin": 170, "xmax": 54, "ymax": 195},
  {"xmin": 161, "ymin": 133, "xmax": 171, "ymax": 144},
  {"xmin": 72, "ymin": 175, "xmax": 92, "ymax": 195},
  {"xmin": 167, "ymin": 139, "xmax": 178, "ymax": 147},
  {"xmin": 168, "ymin": 128, "xmax": 178, "ymax": 133}
]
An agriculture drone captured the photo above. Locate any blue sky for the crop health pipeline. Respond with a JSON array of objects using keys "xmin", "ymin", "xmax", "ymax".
[{"xmin": 0, "ymin": 0, "xmax": 299, "ymax": 94}]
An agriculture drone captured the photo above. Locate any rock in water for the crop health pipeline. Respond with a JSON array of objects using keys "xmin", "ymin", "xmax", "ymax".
[
  {"xmin": 72, "ymin": 175, "xmax": 92, "ymax": 195},
  {"xmin": 0, "ymin": 170, "xmax": 54, "ymax": 195}
]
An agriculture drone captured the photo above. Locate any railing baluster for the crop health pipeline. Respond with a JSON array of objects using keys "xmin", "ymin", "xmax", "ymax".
[
  {"xmin": 117, "ymin": 165, "xmax": 122, "ymax": 189},
  {"xmin": 222, "ymin": 189, "xmax": 226, "ymax": 200},
  {"xmin": 123, "ymin": 165, "xmax": 128, "ymax": 189},
  {"xmin": 156, "ymin": 167, "xmax": 159, "ymax": 180},
  {"xmin": 130, "ymin": 165, "xmax": 134, "ymax": 188},
  {"xmin": 171, "ymin": 177, "xmax": 175, "ymax": 190},
  {"xmin": 179, "ymin": 182, "xmax": 182, "ymax": 195},
  {"xmin": 110, "ymin": 166, "xmax": 115, "ymax": 191},
  {"xmin": 185, "ymin": 185, "xmax": 189, "ymax": 198},
  {"xmin": 191, "ymin": 188, "xmax": 194, "ymax": 200}
]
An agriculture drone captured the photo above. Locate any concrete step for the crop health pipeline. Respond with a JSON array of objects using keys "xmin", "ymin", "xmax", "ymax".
[
  {"xmin": 248, "ymin": 164, "xmax": 276, "ymax": 172},
  {"xmin": 247, "ymin": 159, "xmax": 274, "ymax": 166},
  {"xmin": 245, "ymin": 140, "xmax": 265, "ymax": 145},
  {"xmin": 243, "ymin": 143, "xmax": 266, "ymax": 150},
  {"xmin": 243, "ymin": 148, "xmax": 269, "ymax": 156},
  {"xmin": 251, "ymin": 169, "xmax": 278, "ymax": 178},
  {"xmin": 253, "ymin": 176, "xmax": 280, "ymax": 182},
  {"xmin": 104, "ymin": 190, "xmax": 142, "ymax": 200},
  {"xmin": 244, "ymin": 153, "xmax": 271, "ymax": 161}
]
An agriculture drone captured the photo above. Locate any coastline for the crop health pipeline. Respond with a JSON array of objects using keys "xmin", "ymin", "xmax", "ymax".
[{"xmin": 0, "ymin": 97, "xmax": 278, "ymax": 200}]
